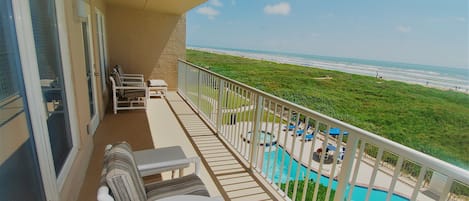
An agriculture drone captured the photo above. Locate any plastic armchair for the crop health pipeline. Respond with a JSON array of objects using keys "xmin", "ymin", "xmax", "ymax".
[
  {"xmin": 97, "ymin": 142, "xmax": 210, "ymax": 201},
  {"xmin": 109, "ymin": 76, "xmax": 148, "ymax": 114},
  {"xmin": 114, "ymin": 64, "xmax": 144, "ymax": 82}
]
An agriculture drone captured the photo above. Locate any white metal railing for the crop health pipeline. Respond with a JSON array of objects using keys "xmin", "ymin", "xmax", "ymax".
[{"xmin": 177, "ymin": 59, "xmax": 469, "ymax": 201}]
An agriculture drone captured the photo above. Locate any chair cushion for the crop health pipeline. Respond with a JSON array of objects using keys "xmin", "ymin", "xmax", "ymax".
[
  {"xmin": 124, "ymin": 89, "xmax": 146, "ymax": 99},
  {"xmin": 145, "ymin": 174, "xmax": 210, "ymax": 201},
  {"xmin": 115, "ymin": 65, "xmax": 124, "ymax": 76},
  {"xmin": 106, "ymin": 142, "xmax": 147, "ymax": 201},
  {"xmin": 148, "ymin": 80, "xmax": 167, "ymax": 87}
]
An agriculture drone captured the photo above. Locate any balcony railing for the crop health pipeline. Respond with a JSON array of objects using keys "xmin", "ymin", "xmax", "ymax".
[{"xmin": 177, "ymin": 59, "xmax": 469, "ymax": 201}]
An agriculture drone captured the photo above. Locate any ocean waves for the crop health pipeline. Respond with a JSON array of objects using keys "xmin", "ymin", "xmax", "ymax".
[{"xmin": 190, "ymin": 46, "xmax": 469, "ymax": 94}]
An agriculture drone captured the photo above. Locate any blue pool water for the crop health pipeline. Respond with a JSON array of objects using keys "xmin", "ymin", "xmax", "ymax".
[{"xmin": 262, "ymin": 147, "xmax": 410, "ymax": 201}]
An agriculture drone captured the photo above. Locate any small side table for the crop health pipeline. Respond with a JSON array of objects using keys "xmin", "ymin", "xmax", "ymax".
[
  {"xmin": 148, "ymin": 79, "xmax": 168, "ymax": 97},
  {"xmin": 133, "ymin": 146, "xmax": 189, "ymax": 178}
]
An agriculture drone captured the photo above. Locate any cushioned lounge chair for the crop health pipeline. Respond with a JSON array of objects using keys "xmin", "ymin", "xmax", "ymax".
[{"xmin": 97, "ymin": 142, "xmax": 210, "ymax": 201}]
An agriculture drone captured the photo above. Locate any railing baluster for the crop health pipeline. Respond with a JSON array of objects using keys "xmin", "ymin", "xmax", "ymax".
[
  {"xmin": 228, "ymin": 83, "xmax": 234, "ymax": 143},
  {"xmin": 265, "ymin": 102, "xmax": 277, "ymax": 180},
  {"xmin": 258, "ymin": 100, "xmax": 271, "ymax": 174},
  {"xmin": 365, "ymin": 147, "xmax": 384, "ymax": 201},
  {"xmin": 240, "ymin": 89, "xmax": 248, "ymax": 154},
  {"xmin": 410, "ymin": 166, "xmax": 427, "ymax": 200},
  {"xmin": 439, "ymin": 177, "xmax": 454, "ymax": 201},
  {"xmin": 234, "ymin": 86, "xmax": 242, "ymax": 150},
  {"xmin": 216, "ymin": 79, "xmax": 224, "ymax": 135},
  {"xmin": 325, "ymin": 129, "xmax": 344, "ymax": 201},
  {"xmin": 386, "ymin": 156, "xmax": 404, "ymax": 201},
  {"xmin": 344, "ymin": 140, "xmax": 366, "ymax": 201},
  {"xmin": 313, "ymin": 124, "xmax": 331, "ymax": 201},
  {"xmin": 284, "ymin": 112, "xmax": 301, "ymax": 196},
  {"xmin": 271, "ymin": 105, "xmax": 285, "ymax": 185},
  {"xmin": 184, "ymin": 63, "xmax": 188, "ymax": 98},
  {"xmin": 301, "ymin": 120, "xmax": 320, "ymax": 201},
  {"xmin": 292, "ymin": 117, "xmax": 309, "ymax": 200},
  {"xmin": 230, "ymin": 84, "xmax": 237, "ymax": 144},
  {"xmin": 249, "ymin": 95, "xmax": 264, "ymax": 168},
  {"xmin": 248, "ymin": 93, "xmax": 257, "ymax": 159},
  {"xmin": 227, "ymin": 83, "xmax": 233, "ymax": 143},
  {"xmin": 244, "ymin": 92, "xmax": 254, "ymax": 158},
  {"xmin": 210, "ymin": 74, "xmax": 215, "ymax": 123},
  {"xmin": 277, "ymin": 108, "xmax": 292, "ymax": 189}
]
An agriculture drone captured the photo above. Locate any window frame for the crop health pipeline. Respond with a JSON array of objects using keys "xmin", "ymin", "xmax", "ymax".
[{"xmin": 12, "ymin": 0, "xmax": 80, "ymax": 199}]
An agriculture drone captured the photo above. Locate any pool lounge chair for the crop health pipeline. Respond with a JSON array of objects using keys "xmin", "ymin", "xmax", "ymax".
[
  {"xmin": 304, "ymin": 133, "xmax": 314, "ymax": 141},
  {"xmin": 97, "ymin": 142, "xmax": 210, "ymax": 201}
]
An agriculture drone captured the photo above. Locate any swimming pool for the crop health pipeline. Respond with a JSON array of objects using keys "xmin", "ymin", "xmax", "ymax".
[{"xmin": 262, "ymin": 147, "xmax": 410, "ymax": 201}]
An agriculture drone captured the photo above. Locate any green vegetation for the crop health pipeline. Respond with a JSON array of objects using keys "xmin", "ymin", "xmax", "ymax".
[
  {"xmin": 187, "ymin": 49, "xmax": 469, "ymax": 169},
  {"xmin": 280, "ymin": 180, "xmax": 335, "ymax": 201}
]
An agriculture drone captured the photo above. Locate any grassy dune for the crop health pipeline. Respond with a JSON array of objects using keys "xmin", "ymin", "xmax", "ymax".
[{"xmin": 187, "ymin": 49, "xmax": 469, "ymax": 169}]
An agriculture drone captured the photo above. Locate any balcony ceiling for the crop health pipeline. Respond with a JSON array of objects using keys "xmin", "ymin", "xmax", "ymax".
[{"xmin": 106, "ymin": 0, "xmax": 207, "ymax": 15}]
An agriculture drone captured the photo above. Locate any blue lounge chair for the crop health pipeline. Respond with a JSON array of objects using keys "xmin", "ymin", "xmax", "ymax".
[
  {"xmin": 305, "ymin": 133, "xmax": 314, "ymax": 141},
  {"xmin": 296, "ymin": 129, "xmax": 305, "ymax": 136},
  {"xmin": 329, "ymin": 128, "xmax": 349, "ymax": 136}
]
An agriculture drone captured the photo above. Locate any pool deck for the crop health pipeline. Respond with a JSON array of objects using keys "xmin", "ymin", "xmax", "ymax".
[{"xmin": 222, "ymin": 122, "xmax": 435, "ymax": 201}]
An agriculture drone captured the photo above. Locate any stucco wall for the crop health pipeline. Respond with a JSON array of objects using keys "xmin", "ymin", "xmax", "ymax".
[
  {"xmin": 107, "ymin": 5, "xmax": 186, "ymax": 90},
  {"xmin": 59, "ymin": 0, "xmax": 106, "ymax": 200}
]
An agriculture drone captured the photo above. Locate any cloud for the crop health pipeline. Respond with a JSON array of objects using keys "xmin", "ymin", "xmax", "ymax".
[
  {"xmin": 196, "ymin": 6, "xmax": 220, "ymax": 19},
  {"xmin": 396, "ymin": 25, "xmax": 412, "ymax": 33},
  {"xmin": 455, "ymin": 17, "xmax": 466, "ymax": 22},
  {"xmin": 209, "ymin": 0, "xmax": 223, "ymax": 7},
  {"xmin": 311, "ymin": 33, "xmax": 320, "ymax": 38},
  {"xmin": 264, "ymin": 2, "xmax": 290, "ymax": 16}
]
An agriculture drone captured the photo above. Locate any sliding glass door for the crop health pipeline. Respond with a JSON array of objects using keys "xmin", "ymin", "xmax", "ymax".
[
  {"xmin": 29, "ymin": 0, "xmax": 74, "ymax": 175},
  {"xmin": 82, "ymin": 12, "xmax": 100, "ymax": 134},
  {"xmin": 96, "ymin": 10, "xmax": 108, "ymax": 95},
  {"xmin": 0, "ymin": 0, "xmax": 45, "ymax": 200}
]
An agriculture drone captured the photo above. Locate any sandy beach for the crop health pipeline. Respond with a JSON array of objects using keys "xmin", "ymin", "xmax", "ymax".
[{"xmin": 190, "ymin": 47, "xmax": 469, "ymax": 94}]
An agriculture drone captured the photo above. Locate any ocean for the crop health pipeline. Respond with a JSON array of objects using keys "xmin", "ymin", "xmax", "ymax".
[{"xmin": 189, "ymin": 46, "xmax": 469, "ymax": 93}]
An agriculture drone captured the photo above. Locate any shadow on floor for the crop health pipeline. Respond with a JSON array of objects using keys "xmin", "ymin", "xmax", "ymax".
[{"xmin": 77, "ymin": 110, "xmax": 156, "ymax": 201}]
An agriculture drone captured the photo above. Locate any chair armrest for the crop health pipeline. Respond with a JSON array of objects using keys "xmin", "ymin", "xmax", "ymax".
[
  {"xmin": 121, "ymin": 76, "xmax": 144, "ymax": 82},
  {"xmin": 97, "ymin": 186, "xmax": 115, "ymax": 201},
  {"xmin": 122, "ymin": 80, "xmax": 145, "ymax": 86},
  {"xmin": 138, "ymin": 157, "xmax": 201, "ymax": 176},
  {"xmin": 122, "ymin": 73, "xmax": 143, "ymax": 77},
  {"xmin": 115, "ymin": 86, "xmax": 147, "ymax": 90}
]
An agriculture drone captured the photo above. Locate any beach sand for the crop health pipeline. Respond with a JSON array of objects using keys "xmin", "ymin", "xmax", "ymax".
[{"xmin": 190, "ymin": 47, "xmax": 469, "ymax": 94}]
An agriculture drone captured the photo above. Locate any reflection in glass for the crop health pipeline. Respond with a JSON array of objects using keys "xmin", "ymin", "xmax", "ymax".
[
  {"xmin": 30, "ymin": 0, "xmax": 73, "ymax": 175},
  {"xmin": 0, "ymin": 0, "xmax": 46, "ymax": 200}
]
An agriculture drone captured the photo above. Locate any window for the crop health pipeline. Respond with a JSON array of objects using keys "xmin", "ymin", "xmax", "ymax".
[
  {"xmin": 29, "ymin": 0, "xmax": 73, "ymax": 175},
  {"xmin": 0, "ymin": 0, "xmax": 46, "ymax": 200}
]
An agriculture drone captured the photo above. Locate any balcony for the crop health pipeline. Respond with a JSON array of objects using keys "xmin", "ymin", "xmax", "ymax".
[{"xmin": 79, "ymin": 60, "xmax": 469, "ymax": 201}]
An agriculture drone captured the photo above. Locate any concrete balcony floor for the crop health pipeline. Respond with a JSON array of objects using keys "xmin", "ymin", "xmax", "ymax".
[{"xmin": 77, "ymin": 92, "xmax": 278, "ymax": 201}]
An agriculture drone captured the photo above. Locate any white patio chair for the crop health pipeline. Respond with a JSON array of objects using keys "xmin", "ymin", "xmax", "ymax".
[
  {"xmin": 97, "ymin": 142, "xmax": 210, "ymax": 201},
  {"xmin": 114, "ymin": 64, "xmax": 144, "ymax": 82},
  {"xmin": 110, "ymin": 73, "xmax": 148, "ymax": 114}
]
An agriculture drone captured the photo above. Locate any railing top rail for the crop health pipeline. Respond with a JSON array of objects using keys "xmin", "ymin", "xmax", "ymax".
[{"xmin": 178, "ymin": 59, "xmax": 469, "ymax": 185}]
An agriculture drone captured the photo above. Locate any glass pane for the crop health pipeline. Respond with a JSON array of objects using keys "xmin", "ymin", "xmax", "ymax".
[
  {"xmin": 82, "ymin": 22, "xmax": 95, "ymax": 117},
  {"xmin": 96, "ymin": 13, "xmax": 107, "ymax": 92},
  {"xmin": 29, "ymin": 0, "xmax": 73, "ymax": 175},
  {"xmin": 0, "ymin": 0, "xmax": 45, "ymax": 200}
]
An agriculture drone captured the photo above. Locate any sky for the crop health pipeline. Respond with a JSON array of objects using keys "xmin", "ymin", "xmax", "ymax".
[{"xmin": 187, "ymin": 0, "xmax": 469, "ymax": 68}]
